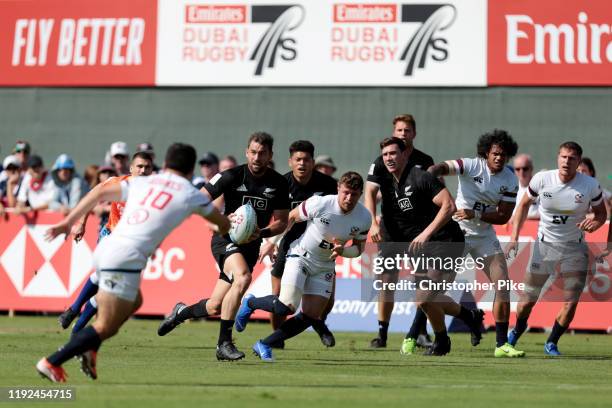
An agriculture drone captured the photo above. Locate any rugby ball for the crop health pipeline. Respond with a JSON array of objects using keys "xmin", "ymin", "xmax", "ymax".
[{"xmin": 229, "ymin": 204, "xmax": 257, "ymax": 245}]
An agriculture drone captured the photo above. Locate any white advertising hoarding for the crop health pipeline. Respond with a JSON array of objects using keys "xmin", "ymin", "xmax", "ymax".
[{"xmin": 156, "ymin": 0, "xmax": 487, "ymax": 86}]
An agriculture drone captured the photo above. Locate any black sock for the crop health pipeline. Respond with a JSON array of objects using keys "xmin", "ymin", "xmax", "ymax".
[
  {"xmin": 311, "ymin": 319, "xmax": 329, "ymax": 336},
  {"xmin": 546, "ymin": 320, "xmax": 568, "ymax": 345},
  {"xmin": 406, "ymin": 308, "xmax": 427, "ymax": 339},
  {"xmin": 434, "ymin": 330, "xmax": 449, "ymax": 343},
  {"xmin": 495, "ymin": 321, "xmax": 509, "ymax": 347},
  {"xmin": 378, "ymin": 320, "xmax": 389, "ymax": 341},
  {"xmin": 248, "ymin": 295, "xmax": 277, "ymax": 313},
  {"xmin": 514, "ymin": 317, "xmax": 529, "ymax": 336},
  {"xmin": 218, "ymin": 319, "xmax": 234, "ymax": 345},
  {"xmin": 177, "ymin": 299, "xmax": 209, "ymax": 322},
  {"xmin": 458, "ymin": 306, "xmax": 474, "ymax": 325},
  {"xmin": 262, "ymin": 313, "xmax": 314, "ymax": 346},
  {"xmin": 47, "ymin": 326, "xmax": 102, "ymax": 366}
]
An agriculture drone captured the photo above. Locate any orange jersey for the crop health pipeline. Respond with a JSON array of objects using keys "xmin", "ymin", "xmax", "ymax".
[{"xmin": 102, "ymin": 175, "xmax": 131, "ymax": 232}]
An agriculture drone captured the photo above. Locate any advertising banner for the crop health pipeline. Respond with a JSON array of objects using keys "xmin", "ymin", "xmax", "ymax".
[
  {"xmin": 156, "ymin": 0, "xmax": 487, "ymax": 86},
  {"xmin": 0, "ymin": 0, "xmax": 157, "ymax": 86},
  {"xmin": 488, "ymin": 0, "xmax": 612, "ymax": 85},
  {"xmin": 1, "ymin": 212, "xmax": 609, "ymax": 331}
]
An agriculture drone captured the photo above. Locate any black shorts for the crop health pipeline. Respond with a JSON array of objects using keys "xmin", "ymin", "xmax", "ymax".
[{"xmin": 211, "ymin": 234, "xmax": 260, "ymax": 284}]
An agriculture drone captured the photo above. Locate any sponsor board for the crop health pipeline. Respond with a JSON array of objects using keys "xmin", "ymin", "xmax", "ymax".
[
  {"xmin": 0, "ymin": 0, "xmax": 157, "ymax": 86},
  {"xmin": 488, "ymin": 0, "xmax": 612, "ymax": 85},
  {"xmin": 1, "ymin": 212, "xmax": 609, "ymax": 331},
  {"xmin": 156, "ymin": 0, "xmax": 487, "ymax": 86}
]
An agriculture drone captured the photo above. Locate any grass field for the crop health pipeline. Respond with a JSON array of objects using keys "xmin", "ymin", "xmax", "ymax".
[{"xmin": 1, "ymin": 316, "xmax": 611, "ymax": 408}]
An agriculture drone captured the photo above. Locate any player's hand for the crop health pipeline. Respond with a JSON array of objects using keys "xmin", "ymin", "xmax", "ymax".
[
  {"xmin": 45, "ymin": 222, "xmax": 71, "ymax": 242},
  {"xmin": 504, "ymin": 241, "xmax": 519, "ymax": 260},
  {"xmin": 409, "ymin": 232, "xmax": 430, "ymax": 254},
  {"xmin": 71, "ymin": 223, "xmax": 86, "ymax": 243},
  {"xmin": 259, "ymin": 241, "xmax": 278, "ymax": 263},
  {"xmin": 577, "ymin": 218, "xmax": 602, "ymax": 233},
  {"xmin": 243, "ymin": 226, "xmax": 261, "ymax": 244},
  {"xmin": 330, "ymin": 239, "xmax": 345, "ymax": 260},
  {"xmin": 370, "ymin": 222, "xmax": 382, "ymax": 243},
  {"xmin": 454, "ymin": 209, "xmax": 475, "ymax": 221}
]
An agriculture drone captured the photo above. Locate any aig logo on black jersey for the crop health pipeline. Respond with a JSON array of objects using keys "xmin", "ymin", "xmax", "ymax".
[
  {"xmin": 250, "ymin": 5, "xmax": 305, "ymax": 75},
  {"xmin": 398, "ymin": 197, "xmax": 413, "ymax": 211},
  {"xmin": 243, "ymin": 195, "xmax": 268, "ymax": 210}
]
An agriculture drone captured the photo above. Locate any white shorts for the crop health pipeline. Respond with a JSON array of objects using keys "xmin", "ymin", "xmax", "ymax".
[
  {"xmin": 93, "ymin": 236, "xmax": 147, "ymax": 301},
  {"xmin": 463, "ymin": 230, "xmax": 503, "ymax": 259},
  {"xmin": 527, "ymin": 240, "xmax": 589, "ymax": 276},
  {"xmin": 281, "ymin": 255, "xmax": 334, "ymax": 299}
]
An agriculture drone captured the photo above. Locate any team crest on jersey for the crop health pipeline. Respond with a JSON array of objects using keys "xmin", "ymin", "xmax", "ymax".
[
  {"xmin": 499, "ymin": 186, "xmax": 508, "ymax": 193},
  {"xmin": 350, "ymin": 226, "xmax": 360, "ymax": 236},
  {"xmin": 473, "ymin": 176, "xmax": 483, "ymax": 184},
  {"xmin": 404, "ymin": 185, "xmax": 413, "ymax": 196},
  {"xmin": 398, "ymin": 198, "xmax": 413, "ymax": 211},
  {"xmin": 324, "ymin": 273, "xmax": 333, "ymax": 282},
  {"xmin": 263, "ymin": 187, "xmax": 276, "ymax": 198},
  {"xmin": 319, "ymin": 217, "xmax": 330, "ymax": 225},
  {"xmin": 543, "ymin": 192, "xmax": 552, "ymax": 199},
  {"xmin": 575, "ymin": 193, "xmax": 584, "ymax": 203}
]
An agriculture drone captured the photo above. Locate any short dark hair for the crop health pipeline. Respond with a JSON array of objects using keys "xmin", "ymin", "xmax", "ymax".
[
  {"xmin": 477, "ymin": 129, "xmax": 518, "ymax": 159},
  {"xmin": 132, "ymin": 151, "xmax": 153, "ymax": 163},
  {"xmin": 165, "ymin": 143, "xmax": 196, "ymax": 175},
  {"xmin": 379, "ymin": 137, "xmax": 406, "ymax": 152},
  {"xmin": 289, "ymin": 140, "xmax": 315, "ymax": 158},
  {"xmin": 393, "ymin": 114, "xmax": 416, "ymax": 132},
  {"xmin": 579, "ymin": 157, "xmax": 595, "ymax": 177},
  {"xmin": 338, "ymin": 171, "xmax": 364, "ymax": 191},
  {"xmin": 248, "ymin": 131, "xmax": 274, "ymax": 152},
  {"xmin": 559, "ymin": 141, "xmax": 583, "ymax": 158}
]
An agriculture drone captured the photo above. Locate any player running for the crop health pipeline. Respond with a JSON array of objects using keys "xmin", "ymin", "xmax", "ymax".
[
  {"xmin": 366, "ymin": 114, "xmax": 435, "ymax": 349},
  {"xmin": 157, "ymin": 132, "xmax": 289, "ymax": 361},
  {"xmin": 257, "ymin": 140, "xmax": 338, "ymax": 348},
  {"xmin": 235, "ymin": 172, "xmax": 371, "ymax": 361},
  {"xmin": 506, "ymin": 142, "xmax": 606, "ymax": 355},
  {"xmin": 429, "ymin": 129, "xmax": 525, "ymax": 358},
  {"xmin": 57, "ymin": 152, "xmax": 154, "ymax": 334},
  {"xmin": 37, "ymin": 143, "xmax": 230, "ymax": 382}
]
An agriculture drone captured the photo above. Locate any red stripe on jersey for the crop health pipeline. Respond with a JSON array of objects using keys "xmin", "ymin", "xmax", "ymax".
[
  {"xmin": 300, "ymin": 201, "xmax": 308, "ymax": 219},
  {"xmin": 528, "ymin": 186, "xmax": 538, "ymax": 197},
  {"xmin": 456, "ymin": 159, "xmax": 464, "ymax": 175}
]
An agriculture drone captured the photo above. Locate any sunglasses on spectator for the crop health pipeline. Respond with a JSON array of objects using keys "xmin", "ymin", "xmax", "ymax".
[{"xmin": 514, "ymin": 167, "xmax": 532, "ymax": 172}]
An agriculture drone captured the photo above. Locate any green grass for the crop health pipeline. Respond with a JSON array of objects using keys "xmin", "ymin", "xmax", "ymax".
[{"xmin": 1, "ymin": 316, "xmax": 611, "ymax": 408}]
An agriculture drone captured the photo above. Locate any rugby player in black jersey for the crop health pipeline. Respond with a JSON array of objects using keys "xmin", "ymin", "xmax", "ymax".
[
  {"xmin": 378, "ymin": 137, "xmax": 483, "ymax": 355},
  {"xmin": 157, "ymin": 132, "xmax": 289, "ymax": 361},
  {"xmin": 257, "ymin": 140, "xmax": 338, "ymax": 348},
  {"xmin": 365, "ymin": 114, "xmax": 435, "ymax": 348}
]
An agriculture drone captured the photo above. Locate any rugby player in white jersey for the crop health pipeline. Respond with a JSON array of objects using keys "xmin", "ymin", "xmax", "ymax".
[
  {"xmin": 506, "ymin": 142, "xmax": 606, "ymax": 356},
  {"xmin": 36, "ymin": 144, "xmax": 230, "ymax": 382},
  {"xmin": 429, "ymin": 129, "xmax": 525, "ymax": 358},
  {"xmin": 234, "ymin": 172, "xmax": 372, "ymax": 361}
]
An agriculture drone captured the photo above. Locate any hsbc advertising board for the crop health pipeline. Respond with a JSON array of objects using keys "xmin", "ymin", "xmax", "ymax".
[
  {"xmin": 156, "ymin": 0, "xmax": 487, "ymax": 86},
  {"xmin": 488, "ymin": 0, "xmax": 612, "ymax": 85}
]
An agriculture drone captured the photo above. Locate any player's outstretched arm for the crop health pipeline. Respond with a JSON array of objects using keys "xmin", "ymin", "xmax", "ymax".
[
  {"xmin": 45, "ymin": 182, "xmax": 123, "ymax": 241},
  {"xmin": 203, "ymin": 207, "xmax": 231, "ymax": 236},
  {"xmin": 505, "ymin": 194, "xmax": 533, "ymax": 258},
  {"xmin": 578, "ymin": 201, "xmax": 607, "ymax": 233},
  {"xmin": 260, "ymin": 209, "xmax": 289, "ymax": 238},
  {"xmin": 364, "ymin": 182, "xmax": 381, "ymax": 242},
  {"xmin": 427, "ymin": 161, "xmax": 452, "ymax": 177},
  {"xmin": 480, "ymin": 200, "xmax": 515, "ymax": 225}
]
